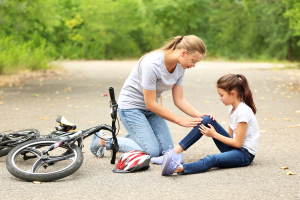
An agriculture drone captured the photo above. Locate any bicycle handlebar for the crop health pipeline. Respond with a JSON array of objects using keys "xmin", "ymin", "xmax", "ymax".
[{"xmin": 109, "ymin": 87, "xmax": 116, "ymax": 105}]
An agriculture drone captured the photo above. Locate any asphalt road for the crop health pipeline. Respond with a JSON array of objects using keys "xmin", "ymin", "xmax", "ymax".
[{"xmin": 0, "ymin": 61, "xmax": 299, "ymax": 199}]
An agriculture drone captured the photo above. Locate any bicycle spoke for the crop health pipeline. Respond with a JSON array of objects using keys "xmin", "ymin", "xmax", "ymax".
[
  {"xmin": 47, "ymin": 153, "xmax": 76, "ymax": 162},
  {"xmin": 21, "ymin": 147, "xmax": 42, "ymax": 158},
  {"xmin": 23, "ymin": 146, "xmax": 76, "ymax": 173},
  {"xmin": 29, "ymin": 159, "xmax": 45, "ymax": 173},
  {"xmin": 9, "ymin": 139, "xmax": 81, "ymax": 180}
]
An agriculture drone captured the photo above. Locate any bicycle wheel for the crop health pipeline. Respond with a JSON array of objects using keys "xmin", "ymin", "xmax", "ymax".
[
  {"xmin": 0, "ymin": 129, "xmax": 40, "ymax": 158},
  {"xmin": 0, "ymin": 147, "xmax": 13, "ymax": 157},
  {"xmin": 6, "ymin": 138, "xmax": 83, "ymax": 182}
]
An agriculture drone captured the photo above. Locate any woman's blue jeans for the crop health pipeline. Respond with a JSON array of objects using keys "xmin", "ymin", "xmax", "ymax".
[
  {"xmin": 105, "ymin": 108, "xmax": 174, "ymax": 157},
  {"xmin": 179, "ymin": 116, "xmax": 255, "ymax": 174}
]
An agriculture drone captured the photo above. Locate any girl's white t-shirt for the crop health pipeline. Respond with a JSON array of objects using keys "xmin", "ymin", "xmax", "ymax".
[{"xmin": 228, "ymin": 102, "xmax": 260, "ymax": 155}]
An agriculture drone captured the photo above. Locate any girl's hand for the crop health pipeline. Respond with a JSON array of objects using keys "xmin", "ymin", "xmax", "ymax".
[
  {"xmin": 178, "ymin": 117, "xmax": 203, "ymax": 128},
  {"xmin": 199, "ymin": 124, "xmax": 217, "ymax": 138},
  {"xmin": 198, "ymin": 113, "xmax": 217, "ymax": 121}
]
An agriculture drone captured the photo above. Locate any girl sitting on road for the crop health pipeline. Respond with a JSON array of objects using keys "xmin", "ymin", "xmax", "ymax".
[{"xmin": 157, "ymin": 74, "xmax": 260, "ymax": 175}]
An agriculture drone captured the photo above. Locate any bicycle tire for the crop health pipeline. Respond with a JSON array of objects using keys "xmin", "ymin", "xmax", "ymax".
[
  {"xmin": 0, "ymin": 129, "xmax": 40, "ymax": 158},
  {"xmin": 0, "ymin": 147, "xmax": 13, "ymax": 157},
  {"xmin": 6, "ymin": 138, "xmax": 83, "ymax": 182}
]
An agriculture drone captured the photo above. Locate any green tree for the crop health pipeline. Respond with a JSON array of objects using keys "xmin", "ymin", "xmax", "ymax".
[
  {"xmin": 144, "ymin": 0, "xmax": 213, "ymax": 47},
  {"xmin": 210, "ymin": 0, "xmax": 299, "ymax": 61},
  {"xmin": 1, "ymin": 0, "xmax": 299, "ymax": 63},
  {"xmin": 283, "ymin": 0, "xmax": 300, "ymax": 46},
  {"xmin": 0, "ymin": 0, "xmax": 61, "ymax": 45}
]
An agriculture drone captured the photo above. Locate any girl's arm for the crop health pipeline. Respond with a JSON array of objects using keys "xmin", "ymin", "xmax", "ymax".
[
  {"xmin": 172, "ymin": 84, "xmax": 216, "ymax": 120},
  {"xmin": 143, "ymin": 88, "xmax": 202, "ymax": 127},
  {"xmin": 228, "ymin": 126, "xmax": 233, "ymax": 138},
  {"xmin": 200, "ymin": 122, "xmax": 247, "ymax": 148}
]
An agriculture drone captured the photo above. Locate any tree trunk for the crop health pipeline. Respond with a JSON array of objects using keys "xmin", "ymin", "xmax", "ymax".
[
  {"xmin": 287, "ymin": 38, "xmax": 292, "ymax": 61},
  {"xmin": 105, "ymin": 43, "xmax": 108, "ymax": 59}
]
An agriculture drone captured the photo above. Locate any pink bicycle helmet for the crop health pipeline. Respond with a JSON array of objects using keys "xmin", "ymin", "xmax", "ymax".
[{"xmin": 113, "ymin": 150, "xmax": 150, "ymax": 173}]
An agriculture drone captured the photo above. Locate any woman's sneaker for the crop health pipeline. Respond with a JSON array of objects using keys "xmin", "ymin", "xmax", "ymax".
[
  {"xmin": 90, "ymin": 130, "xmax": 106, "ymax": 157},
  {"xmin": 150, "ymin": 146, "xmax": 183, "ymax": 165},
  {"xmin": 161, "ymin": 148, "xmax": 182, "ymax": 176}
]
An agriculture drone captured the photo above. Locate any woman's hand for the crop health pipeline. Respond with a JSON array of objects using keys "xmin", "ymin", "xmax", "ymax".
[
  {"xmin": 199, "ymin": 124, "xmax": 217, "ymax": 138},
  {"xmin": 178, "ymin": 117, "xmax": 203, "ymax": 128},
  {"xmin": 198, "ymin": 113, "xmax": 217, "ymax": 121}
]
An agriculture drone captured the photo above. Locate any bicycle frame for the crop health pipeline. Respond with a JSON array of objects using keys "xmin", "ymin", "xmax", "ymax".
[
  {"xmin": 0, "ymin": 132, "xmax": 37, "ymax": 148},
  {"xmin": 41, "ymin": 87, "xmax": 119, "ymax": 164}
]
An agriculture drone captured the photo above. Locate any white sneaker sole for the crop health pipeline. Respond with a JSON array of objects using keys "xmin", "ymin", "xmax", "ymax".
[{"xmin": 161, "ymin": 153, "xmax": 172, "ymax": 175}]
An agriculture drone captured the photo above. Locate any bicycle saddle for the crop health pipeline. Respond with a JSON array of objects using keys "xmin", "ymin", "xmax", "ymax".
[{"xmin": 56, "ymin": 116, "xmax": 76, "ymax": 131}]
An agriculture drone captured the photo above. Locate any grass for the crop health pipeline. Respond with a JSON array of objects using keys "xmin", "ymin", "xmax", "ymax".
[
  {"xmin": 0, "ymin": 37, "xmax": 53, "ymax": 75},
  {"xmin": 1, "ymin": 35, "xmax": 299, "ymax": 76}
]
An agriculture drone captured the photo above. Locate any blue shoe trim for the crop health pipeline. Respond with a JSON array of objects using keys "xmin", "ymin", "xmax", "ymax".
[{"xmin": 150, "ymin": 156, "xmax": 164, "ymax": 165}]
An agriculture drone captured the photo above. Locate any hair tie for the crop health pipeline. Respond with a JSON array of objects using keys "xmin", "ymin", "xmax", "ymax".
[{"xmin": 237, "ymin": 74, "xmax": 242, "ymax": 81}]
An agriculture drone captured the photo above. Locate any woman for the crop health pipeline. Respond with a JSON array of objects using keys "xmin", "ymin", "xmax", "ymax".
[{"xmin": 90, "ymin": 35, "xmax": 212, "ymax": 158}]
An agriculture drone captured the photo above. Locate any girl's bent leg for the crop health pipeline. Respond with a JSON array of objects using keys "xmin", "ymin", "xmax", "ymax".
[
  {"xmin": 179, "ymin": 116, "xmax": 233, "ymax": 153},
  {"xmin": 178, "ymin": 124, "xmax": 204, "ymax": 150},
  {"xmin": 181, "ymin": 149, "xmax": 254, "ymax": 175},
  {"xmin": 201, "ymin": 116, "xmax": 233, "ymax": 153},
  {"xmin": 178, "ymin": 116, "xmax": 216, "ymax": 150}
]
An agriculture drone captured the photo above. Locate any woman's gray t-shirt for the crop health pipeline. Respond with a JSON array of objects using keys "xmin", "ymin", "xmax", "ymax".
[{"xmin": 118, "ymin": 52, "xmax": 185, "ymax": 110}]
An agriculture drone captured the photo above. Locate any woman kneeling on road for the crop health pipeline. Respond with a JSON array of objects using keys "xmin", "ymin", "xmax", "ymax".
[{"xmin": 90, "ymin": 35, "xmax": 214, "ymax": 158}]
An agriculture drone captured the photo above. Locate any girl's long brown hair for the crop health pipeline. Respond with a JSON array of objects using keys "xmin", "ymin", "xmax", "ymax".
[{"xmin": 217, "ymin": 74, "xmax": 257, "ymax": 114}]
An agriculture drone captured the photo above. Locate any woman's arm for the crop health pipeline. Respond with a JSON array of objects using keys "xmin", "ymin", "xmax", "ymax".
[
  {"xmin": 143, "ymin": 88, "xmax": 202, "ymax": 127},
  {"xmin": 172, "ymin": 84, "xmax": 201, "ymax": 117},
  {"xmin": 172, "ymin": 84, "xmax": 216, "ymax": 120},
  {"xmin": 200, "ymin": 122, "xmax": 247, "ymax": 148}
]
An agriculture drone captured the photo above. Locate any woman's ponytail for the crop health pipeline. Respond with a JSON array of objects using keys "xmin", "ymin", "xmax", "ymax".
[
  {"xmin": 160, "ymin": 36, "xmax": 184, "ymax": 51},
  {"xmin": 217, "ymin": 74, "xmax": 257, "ymax": 114},
  {"xmin": 160, "ymin": 35, "xmax": 206, "ymax": 55}
]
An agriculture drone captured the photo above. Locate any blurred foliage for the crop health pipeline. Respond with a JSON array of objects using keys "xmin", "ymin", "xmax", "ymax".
[
  {"xmin": 283, "ymin": 0, "xmax": 300, "ymax": 45},
  {"xmin": 0, "ymin": 0, "xmax": 299, "ymax": 74},
  {"xmin": 0, "ymin": 37, "xmax": 51, "ymax": 74},
  {"xmin": 210, "ymin": 0, "xmax": 299, "ymax": 61}
]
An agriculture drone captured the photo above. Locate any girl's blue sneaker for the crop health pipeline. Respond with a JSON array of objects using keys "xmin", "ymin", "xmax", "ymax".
[
  {"xmin": 90, "ymin": 131, "xmax": 106, "ymax": 157},
  {"xmin": 150, "ymin": 146, "xmax": 183, "ymax": 165},
  {"xmin": 161, "ymin": 148, "xmax": 183, "ymax": 175}
]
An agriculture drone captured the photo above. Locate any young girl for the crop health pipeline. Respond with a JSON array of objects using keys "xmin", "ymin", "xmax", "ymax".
[
  {"xmin": 160, "ymin": 74, "xmax": 259, "ymax": 175},
  {"xmin": 90, "ymin": 35, "xmax": 214, "ymax": 158}
]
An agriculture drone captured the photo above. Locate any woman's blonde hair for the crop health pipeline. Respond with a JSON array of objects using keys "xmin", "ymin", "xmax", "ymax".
[
  {"xmin": 159, "ymin": 35, "xmax": 206, "ymax": 55},
  {"xmin": 138, "ymin": 35, "xmax": 207, "ymax": 83}
]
